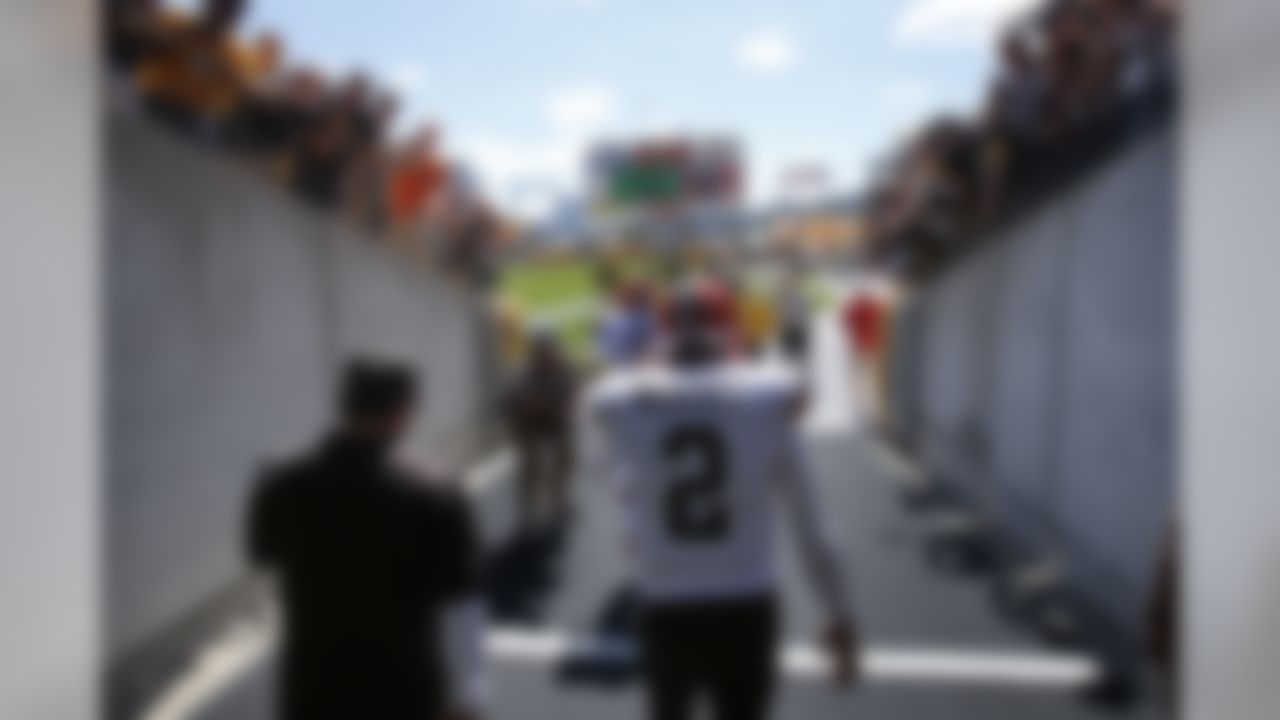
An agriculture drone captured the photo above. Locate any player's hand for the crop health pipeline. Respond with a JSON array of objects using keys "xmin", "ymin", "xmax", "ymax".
[{"xmin": 823, "ymin": 619, "xmax": 861, "ymax": 689}]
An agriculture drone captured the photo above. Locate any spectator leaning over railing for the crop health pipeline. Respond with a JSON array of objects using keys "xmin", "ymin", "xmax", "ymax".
[
  {"xmin": 980, "ymin": 28, "xmax": 1049, "ymax": 216},
  {"xmin": 130, "ymin": 0, "xmax": 256, "ymax": 144},
  {"xmin": 222, "ymin": 30, "xmax": 293, "ymax": 152},
  {"xmin": 989, "ymin": 30, "xmax": 1050, "ymax": 147},
  {"xmin": 427, "ymin": 164, "xmax": 508, "ymax": 283},
  {"xmin": 865, "ymin": 0, "xmax": 1179, "ymax": 278},
  {"xmin": 344, "ymin": 89, "xmax": 400, "ymax": 233},
  {"xmin": 1114, "ymin": 0, "xmax": 1179, "ymax": 117},
  {"xmin": 103, "ymin": 0, "xmax": 582, "ymax": 280},
  {"xmin": 248, "ymin": 67, "xmax": 327, "ymax": 182},
  {"xmin": 107, "ymin": 0, "xmax": 173, "ymax": 72},
  {"xmin": 878, "ymin": 124, "xmax": 969, "ymax": 270},
  {"xmin": 1078, "ymin": 1, "xmax": 1124, "ymax": 123},
  {"xmin": 287, "ymin": 72, "xmax": 352, "ymax": 211},
  {"xmin": 934, "ymin": 120, "xmax": 985, "ymax": 233},
  {"xmin": 388, "ymin": 125, "xmax": 450, "ymax": 237},
  {"xmin": 305, "ymin": 72, "xmax": 382, "ymax": 218},
  {"xmin": 284, "ymin": 71, "xmax": 392, "ymax": 216},
  {"xmin": 447, "ymin": 202, "xmax": 502, "ymax": 284}
]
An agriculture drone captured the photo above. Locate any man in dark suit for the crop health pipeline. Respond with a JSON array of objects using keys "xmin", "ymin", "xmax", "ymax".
[{"xmin": 247, "ymin": 359, "xmax": 483, "ymax": 720}]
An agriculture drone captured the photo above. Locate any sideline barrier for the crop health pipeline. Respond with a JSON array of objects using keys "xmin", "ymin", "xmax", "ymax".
[
  {"xmin": 106, "ymin": 113, "xmax": 501, "ymax": 680},
  {"xmin": 889, "ymin": 129, "xmax": 1176, "ymax": 651}
]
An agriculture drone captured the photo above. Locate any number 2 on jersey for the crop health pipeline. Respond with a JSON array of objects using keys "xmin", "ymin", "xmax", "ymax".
[{"xmin": 663, "ymin": 425, "xmax": 730, "ymax": 542}]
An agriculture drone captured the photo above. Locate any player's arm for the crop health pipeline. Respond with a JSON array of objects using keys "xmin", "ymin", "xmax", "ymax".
[{"xmin": 775, "ymin": 413, "xmax": 861, "ymax": 687}]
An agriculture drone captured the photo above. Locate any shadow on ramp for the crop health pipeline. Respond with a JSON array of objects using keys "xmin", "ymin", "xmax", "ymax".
[
  {"xmin": 483, "ymin": 524, "xmax": 571, "ymax": 625},
  {"xmin": 557, "ymin": 584, "xmax": 643, "ymax": 687}
]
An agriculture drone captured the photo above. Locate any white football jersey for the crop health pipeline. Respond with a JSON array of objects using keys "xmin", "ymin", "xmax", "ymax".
[{"xmin": 586, "ymin": 360, "xmax": 834, "ymax": 607}]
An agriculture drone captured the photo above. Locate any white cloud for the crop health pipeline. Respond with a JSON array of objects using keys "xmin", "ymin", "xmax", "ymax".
[
  {"xmin": 454, "ymin": 132, "xmax": 581, "ymax": 219},
  {"xmin": 385, "ymin": 62, "xmax": 428, "ymax": 95},
  {"xmin": 753, "ymin": 139, "xmax": 868, "ymax": 208},
  {"xmin": 629, "ymin": 108, "xmax": 693, "ymax": 136},
  {"xmin": 380, "ymin": 63, "xmax": 435, "ymax": 140},
  {"xmin": 894, "ymin": 0, "xmax": 1039, "ymax": 49},
  {"xmin": 302, "ymin": 53, "xmax": 358, "ymax": 81},
  {"xmin": 545, "ymin": 86, "xmax": 619, "ymax": 135},
  {"xmin": 736, "ymin": 32, "xmax": 797, "ymax": 74},
  {"xmin": 448, "ymin": 85, "xmax": 623, "ymax": 221},
  {"xmin": 883, "ymin": 78, "xmax": 942, "ymax": 119}
]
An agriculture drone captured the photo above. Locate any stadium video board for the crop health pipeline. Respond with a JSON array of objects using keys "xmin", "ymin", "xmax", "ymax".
[{"xmin": 588, "ymin": 138, "xmax": 742, "ymax": 213}]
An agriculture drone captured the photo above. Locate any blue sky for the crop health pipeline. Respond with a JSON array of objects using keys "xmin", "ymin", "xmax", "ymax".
[{"xmin": 184, "ymin": 0, "xmax": 1041, "ymax": 218}]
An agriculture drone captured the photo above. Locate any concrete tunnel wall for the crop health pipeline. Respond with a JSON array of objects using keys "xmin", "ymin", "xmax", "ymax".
[
  {"xmin": 106, "ymin": 113, "xmax": 499, "ymax": 665},
  {"xmin": 894, "ymin": 128, "xmax": 1176, "ymax": 646}
]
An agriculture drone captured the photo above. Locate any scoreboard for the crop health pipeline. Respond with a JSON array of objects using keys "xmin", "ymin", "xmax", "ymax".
[{"xmin": 588, "ymin": 138, "xmax": 742, "ymax": 213}]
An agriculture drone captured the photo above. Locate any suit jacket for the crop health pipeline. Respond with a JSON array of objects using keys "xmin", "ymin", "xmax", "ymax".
[{"xmin": 247, "ymin": 434, "xmax": 478, "ymax": 720}]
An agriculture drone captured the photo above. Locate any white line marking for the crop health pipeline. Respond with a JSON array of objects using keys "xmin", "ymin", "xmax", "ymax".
[
  {"xmin": 488, "ymin": 628, "xmax": 635, "ymax": 665},
  {"xmin": 463, "ymin": 449, "xmax": 514, "ymax": 496},
  {"xmin": 487, "ymin": 627, "xmax": 1101, "ymax": 689},
  {"xmin": 786, "ymin": 644, "xmax": 1101, "ymax": 687},
  {"xmin": 140, "ymin": 622, "xmax": 271, "ymax": 720},
  {"xmin": 531, "ymin": 299, "xmax": 599, "ymax": 327},
  {"xmin": 141, "ymin": 622, "xmax": 1102, "ymax": 720}
]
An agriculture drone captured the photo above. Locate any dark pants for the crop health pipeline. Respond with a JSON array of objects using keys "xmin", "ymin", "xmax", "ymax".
[
  {"xmin": 514, "ymin": 425, "xmax": 573, "ymax": 526},
  {"xmin": 279, "ymin": 652, "xmax": 443, "ymax": 720},
  {"xmin": 641, "ymin": 595, "xmax": 778, "ymax": 720}
]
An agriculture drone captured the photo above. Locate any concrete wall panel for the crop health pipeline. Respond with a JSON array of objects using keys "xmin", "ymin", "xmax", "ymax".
[
  {"xmin": 1055, "ymin": 134, "xmax": 1177, "ymax": 623},
  {"xmin": 918, "ymin": 245, "xmax": 1003, "ymax": 497},
  {"xmin": 107, "ymin": 116, "xmax": 493, "ymax": 662},
  {"xmin": 901, "ymin": 129, "xmax": 1175, "ymax": 637},
  {"xmin": 985, "ymin": 205, "xmax": 1073, "ymax": 538}
]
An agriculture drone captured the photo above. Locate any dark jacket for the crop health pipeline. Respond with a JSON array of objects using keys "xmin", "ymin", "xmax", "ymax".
[{"xmin": 247, "ymin": 434, "xmax": 478, "ymax": 720}]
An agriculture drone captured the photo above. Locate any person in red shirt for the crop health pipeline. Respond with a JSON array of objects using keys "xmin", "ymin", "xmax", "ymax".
[
  {"xmin": 388, "ymin": 125, "xmax": 449, "ymax": 228},
  {"xmin": 842, "ymin": 291, "xmax": 888, "ymax": 424},
  {"xmin": 842, "ymin": 292, "xmax": 885, "ymax": 361}
]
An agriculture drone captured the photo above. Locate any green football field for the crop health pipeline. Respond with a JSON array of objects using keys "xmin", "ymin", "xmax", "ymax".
[
  {"xmin": 498, "ymin": 257, "xmax": 605, "ymax": 362},
  {"xmin": 499, "ymin": 258, "xmax": 601, "ymax": 315}
]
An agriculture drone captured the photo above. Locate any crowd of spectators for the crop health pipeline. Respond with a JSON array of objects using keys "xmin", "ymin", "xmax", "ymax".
[
  {"xmin": 105, "ymin": 0, "xmax": 504, "ymax": 280},
  {"xmin": 866, "ymin": 0, "xmax": 1179, "ymax": 277}
]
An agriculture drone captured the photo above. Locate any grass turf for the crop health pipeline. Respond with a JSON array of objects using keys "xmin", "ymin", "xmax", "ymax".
[{"xmin": 498, "ymin": 258, "xmax": 606, "ymax": 364}]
